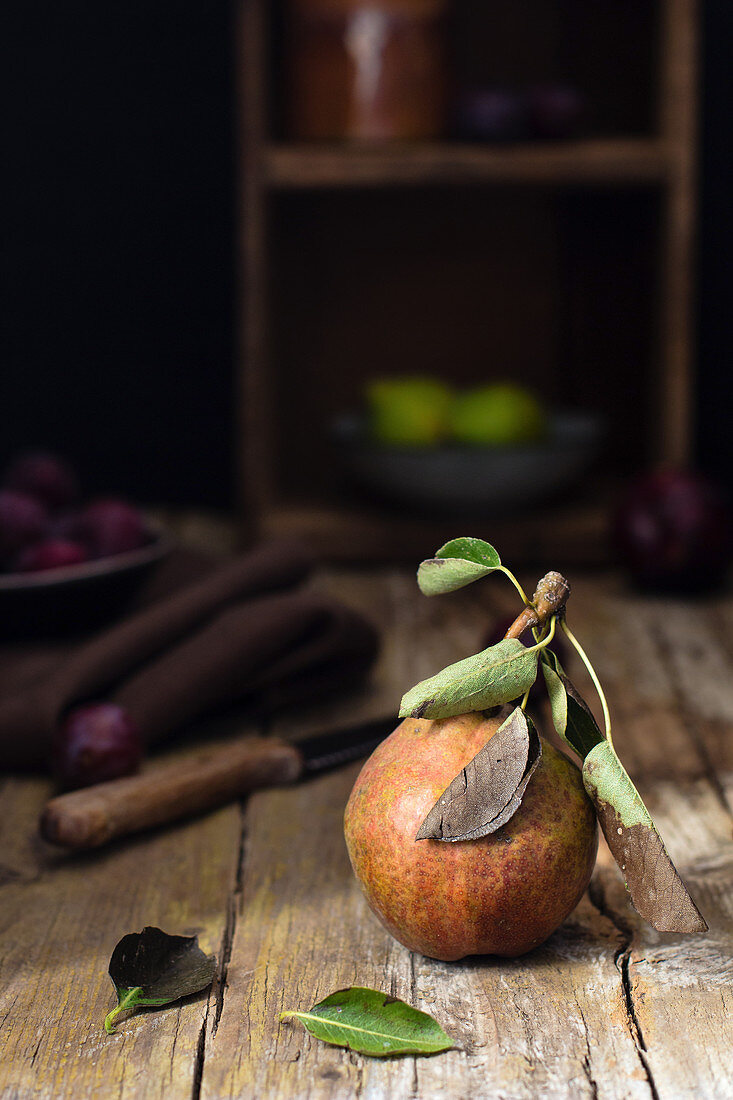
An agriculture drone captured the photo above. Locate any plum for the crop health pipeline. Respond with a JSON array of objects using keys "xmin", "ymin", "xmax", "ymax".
[
  {"xmin": 453, "ymin": 88, "xmax": 527, "ymax": 142},
  {"xmin": 46, "ymin": 509, "xmax": 84, "ymax": 542},
  {"xmin": 527, "ymin": 85, "xmax": 585, "ymax": 140},
  {"xmin": 53, "ymin": 702, "xmax": 143, "ymax": 789},
  {"xmin": 0, "ymin": 490, "xmax": 48, "ymax": 559},
  {"xmin": 77, "ymin": 498, "xmax": 149, "ymax": 559},
  {"xmin": 613, "ymin": 469, "xmax": 733, "ymax": 591},
  {"xmin": 15, "ymin": 539, "xmax": 89, "ymax": 573},
  {"xmin": 4, "ymin": 450, "xmax": 79, "ymax": 510}
]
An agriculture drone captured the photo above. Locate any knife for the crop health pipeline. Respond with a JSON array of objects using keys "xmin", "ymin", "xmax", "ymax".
[{"xmin": 40, "ymin": 715, "xmax": 396, "ymax": 851}]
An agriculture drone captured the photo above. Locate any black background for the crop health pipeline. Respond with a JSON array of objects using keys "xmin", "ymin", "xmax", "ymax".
[{"xmin": 2, "ymin": 2, "xmax": 730, "ymax": 507}]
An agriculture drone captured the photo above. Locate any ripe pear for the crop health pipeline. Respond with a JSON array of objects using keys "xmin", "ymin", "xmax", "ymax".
[
  {"xmin": 344, "ymin": 710, "xmax": 597, "ymax": 960},
  {"xmin": 367, "ymin": 378, "xmax": 453, "ymax": 447},
  {"xmin": 450, "ymin": 383, "xmax": 546, "ymax": 446}
]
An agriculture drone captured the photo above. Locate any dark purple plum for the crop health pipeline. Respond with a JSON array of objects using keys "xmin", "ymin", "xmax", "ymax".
[
  {"xmin": 527, "ymin": 85, "xmax": 585, "ymax": 140},
  {"xmin": 46, "ymin": 509, "xmax": 84, "ymax": 542},
  {"xmin": 613, "ymin": 469, "xmax": 733, "ymax": 592},
  {"xmin": 453, "ymin": 87, "xmax": 528, "ymax": 142},
  {"xmin": 53, "ymin": 703, "xmax": 143, "ymax": 789},
  {"xmin": 0, "ymin": 490, "xmax": 48, "ymax": 559},
  {"xmin": 4, "ymin": 450, "xmax": 79, "ymax": 510},
  {"xmin": 15, "ymin": 539, "xmax": 89, "ymax": 573},
  {"xmin": 77, "ymin": 498, "xmax": 148, "ymax": 559}
]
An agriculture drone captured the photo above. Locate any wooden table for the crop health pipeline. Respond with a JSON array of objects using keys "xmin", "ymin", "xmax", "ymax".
[{"xmin": 1, "ymin": 568, "xmax": 732, "ymax": 1098}]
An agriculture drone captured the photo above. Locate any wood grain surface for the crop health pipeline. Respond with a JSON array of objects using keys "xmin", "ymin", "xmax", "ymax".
[{"xmin": 1, "ymin": 567, "xmax": 731, "ymax": 1098}]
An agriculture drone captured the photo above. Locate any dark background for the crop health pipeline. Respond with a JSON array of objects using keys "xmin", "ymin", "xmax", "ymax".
[{"xmin": 2, "ymin": 2, "xmax": 731, "ymax": 507}]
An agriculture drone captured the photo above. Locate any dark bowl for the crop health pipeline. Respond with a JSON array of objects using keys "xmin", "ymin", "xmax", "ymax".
[
  {"xmin": 0, "ymin": 525, "xmax": 174, "ymax": 638},
  {"xmin": 332, "ymin": 411, "xmax": 603, "ymax": 515}
]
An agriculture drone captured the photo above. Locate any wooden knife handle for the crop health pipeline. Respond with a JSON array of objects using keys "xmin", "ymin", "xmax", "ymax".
[{"xmin": 40, "ymin": 737, "xmax": 304, "ymax": 850}]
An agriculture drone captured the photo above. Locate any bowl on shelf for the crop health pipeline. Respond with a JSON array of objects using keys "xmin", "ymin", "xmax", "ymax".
[
  {"xmin": 331, "ymin": 410, "xmax": 603, "ymax": 514},
  {"xmin": 0, "ymin": 524, "xmax": 174, "ymax": 638}
]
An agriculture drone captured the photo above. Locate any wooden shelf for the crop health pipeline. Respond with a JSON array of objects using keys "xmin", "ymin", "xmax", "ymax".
[
  {"xmin": 265, "ymin": 139, "xmax": 670, "ymax": 190},
  {"xmin": 257, "ymin": 499, "xmax": 612, "ymax": 567},
  {"xmin": 237, "ymin": 0, "xmax": 697, "ymax": 563}
]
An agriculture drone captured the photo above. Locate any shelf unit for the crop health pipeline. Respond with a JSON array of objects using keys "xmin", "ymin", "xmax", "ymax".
[{"xmin": 236, "ymin": 0, "xmax": 697, "ymax": 564}]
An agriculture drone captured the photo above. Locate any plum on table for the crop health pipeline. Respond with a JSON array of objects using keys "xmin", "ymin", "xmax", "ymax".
[
  {"xmin": 53, "ymin": 703, "xmax": 143, "ymax": 789},
  {"xmin": 613, "ymin": 469, "xmax": 733, "ymax": 591}
]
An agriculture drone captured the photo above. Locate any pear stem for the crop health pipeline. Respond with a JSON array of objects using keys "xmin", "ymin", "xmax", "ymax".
[
  {"xmin": 497, "ymin": 567, "xmax": 530, "ymax": 607},
  {"xmin": 104, "ymin": 987, "xmax": 142, "ymax": 1035},
  {"xmin": 503, "ymin": 571, "xmax": 570, "ymax": 641}
]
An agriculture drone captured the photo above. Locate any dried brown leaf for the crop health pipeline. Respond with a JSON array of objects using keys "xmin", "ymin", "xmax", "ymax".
[{"xmin": 416, "ymin": 707, "xmax": 541, "ymax": 843}]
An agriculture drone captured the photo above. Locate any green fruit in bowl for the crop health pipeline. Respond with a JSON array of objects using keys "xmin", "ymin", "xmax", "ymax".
[
  {"xmin": 450, "ymin": 383, "xmax": 546, "ymax": 446},
  {"xmin": 367, "ymin": 378, "xmax": 453, "ymax": 447}
]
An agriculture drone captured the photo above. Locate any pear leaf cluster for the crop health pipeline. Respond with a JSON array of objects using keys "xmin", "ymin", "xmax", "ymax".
[
  {"xmin": 405, "ymin": 537, "xmax": 708, "ymax": 935},
  {"xmin": 280, "ymin": 987, "xmax": 453, "ymax": 1056}
]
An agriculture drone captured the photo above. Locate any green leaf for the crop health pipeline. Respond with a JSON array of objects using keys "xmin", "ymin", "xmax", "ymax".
[
  {"xmin": 541, "ymin": 649, "xmax": 605, "ymax": 759},
  {"xmin": 582, "ymin": 743, "xmax": 707, "ymax": 933},
  {"xmin": 399, "ymin": 638, "xmax": 538, "ymax": 720},
  {"xmin": 104, "ymin": 927, "xmax": 217, "ymax": 1034},
  {"xmin": 280, "ymin": 987, "xmax": 453, "ymax": 1057},
  {"xmin": 416, "ymin": 707, "xmax": 542, "ymax": 841},
  {"xmin": 417, "ymin": 537, "xmax": 502, "ymax": 596}
]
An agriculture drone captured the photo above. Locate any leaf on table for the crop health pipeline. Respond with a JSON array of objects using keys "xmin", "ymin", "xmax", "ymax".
[
  {"xmin": 417, "ymin": 537, "xmax": 502, "ymax": 596},
  {"xmin": 399, "ymin": 638, "xmax": 538, "ymax": 720},
  {"xmin": 583, "ymin": 742, "xmax": 708, "ymax": 933},
  {"xmin": 280, "ymin": 987, "xmax": 453, "ymax": 1057},
  {"xmin": 104, "ymin": 926, "xmax": 217, "ymax": 1034},
  {"xmin": 541, "ymin": 649, "xmax": 605, "ymax": 759},
  {"xmin": 416, "ymin": 707, "xmax": 541, "ymax": 842}
]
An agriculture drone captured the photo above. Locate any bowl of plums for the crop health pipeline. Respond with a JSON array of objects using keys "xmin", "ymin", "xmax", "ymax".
[{"xmin": 0, "ymin": 450, "xmax": 172, "ymax": 636}]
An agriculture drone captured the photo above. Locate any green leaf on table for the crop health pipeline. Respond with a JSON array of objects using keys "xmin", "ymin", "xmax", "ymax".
[
  {"xmin": 104, "ymin": 927, "xmax": 217, "ymax": 1034},
  {"xmin": 541, "ymin": 649, "xmax": 605, "ymax": 759},
  {"xmin": 280, "ymin": 987, "xmax": 453, "ymax": 1057},
  {"xmin": 417, "ymin": 537, "xmax": 502, "ymax": 596},
  {"xmin": 416, "ymin": 707, "xmax": 541, "ymax": 842},
  {"xmin": 582, "ymin": 742, "xmax": 708, "ymax": 933},
  {"xmin": 399, "ymin": 638, "xmax": 538, "ymax": 720}
]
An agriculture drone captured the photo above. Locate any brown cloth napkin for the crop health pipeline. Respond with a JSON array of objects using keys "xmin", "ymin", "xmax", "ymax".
[{"xmin": 0, "ymin": 540, "xmax": 379, "ymax": 770}]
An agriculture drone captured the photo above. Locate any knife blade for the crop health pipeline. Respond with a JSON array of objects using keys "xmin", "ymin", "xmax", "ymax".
[{"xmin": 40, "ymin": 714, "xmax": 397, "ymax": 851}]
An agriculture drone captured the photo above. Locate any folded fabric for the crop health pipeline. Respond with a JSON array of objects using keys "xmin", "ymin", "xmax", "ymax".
[{"xmin": 0, "ymin": 540, "xmax": 379, "ymax": 770}]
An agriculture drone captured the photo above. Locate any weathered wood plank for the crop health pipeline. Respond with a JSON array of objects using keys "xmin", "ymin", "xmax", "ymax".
[
  {"xmin": 567, "ymin": 576, "xmax": 733, "ymax": 1099},
  {"xmin": 591, "ymin": 779, "xmax": 733, "ymax": 1100},
  {"xmin": 201, "ymin": 765, "xmax": 653, "ymax": 1100},
  {"xmin": 0, "ymin": 773, "xmax": 241, "ymax": 1099},
  {"xmin": 3, "ymin": 567, "xmax": 732, "ymax": 1098}
]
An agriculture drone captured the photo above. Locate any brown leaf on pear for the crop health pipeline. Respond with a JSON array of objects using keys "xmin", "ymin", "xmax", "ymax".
[
  {"xmin": 416, "ymin": 706, "xmax": 541, "ymax": 842},
  {"xmin": 583, "ymin": 743, "xmax": 707, "ymax": 933}
]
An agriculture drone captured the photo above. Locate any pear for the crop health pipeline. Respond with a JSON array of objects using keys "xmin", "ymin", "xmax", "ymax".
[{"xmin": 344, "ymin": 710, "xmax": 597, "ymax": 961}]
